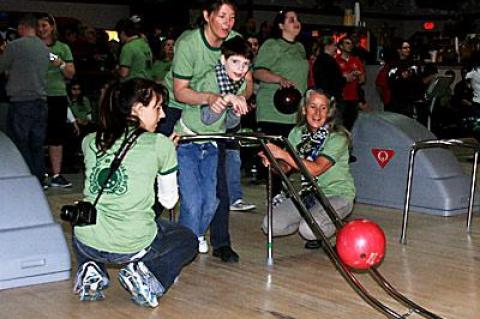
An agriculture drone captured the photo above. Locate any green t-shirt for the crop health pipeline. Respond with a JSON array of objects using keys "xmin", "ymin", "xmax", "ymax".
[
  {"xmin": 46, "ymin": 41, "xmax": 73, "ymax": 96},
  {"xmin": 75, "ymin": 131, "xmax": 178, "ymax": 253},
  {"xmin": 174, "ymin": 68, "xmax": 246, "ymax": 135},
  {"xmin": 69, "ymin": 96, "xmax": 91, "ymax": 122},
  {"xmin": 119, "ymin": 37, "xmax": 153, "ymax": 82},
  {"xmin": 150, "ymin": 59, "xmax": 171, "ymax": 83},
  {"xmin": 288, "ymin": 126, "xmax": 356, "ymax": 200},
  {"xmin": 254, "ymin": 38, "xmax": 309, "ymax": 124},
  {"xmin": 164, "ymin": 28, "xmax": 240, "ymax": 110}
]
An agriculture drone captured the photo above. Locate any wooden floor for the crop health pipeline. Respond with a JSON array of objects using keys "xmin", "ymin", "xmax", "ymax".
[{"xmin": 1, "ymin": 174, "xmax": 479, "ymax": 319}]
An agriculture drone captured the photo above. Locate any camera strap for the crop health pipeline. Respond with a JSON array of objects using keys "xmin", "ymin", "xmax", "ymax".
[{"xmin": 92, "ymin": 128, "xmax": 144, "ymax": 207}]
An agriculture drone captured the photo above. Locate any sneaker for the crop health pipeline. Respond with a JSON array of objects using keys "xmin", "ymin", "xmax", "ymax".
[
  {"xmin": 50, "ymin": 174, "xmax": 72, "ymax": 188},
  {"xmin": 304, "ymin": 240, "xmax": 323, "ymax": 250},
  {"xmin": 230, "ymin": 199, "xmax": 256, "ymax": 212},
  {"xmin": 73, "ymin": 261, "xmax": 109, "ymax": 301},
  {"xmin": 272, "ymin": 193, "xmax": 287, "ymax": 207},
  {"xmin": 41, "ymin": 174, "xmax": 49, "ymax": 190},
  {"xmin": 118, "ymin": 262, "xmax": 163, "ymax": 307},
  {"xmin": 212, "ymin": 246, "xmax": 239, "ymax": 263},
  {"xmin": 198, "ymin": 236, "xmax": 209, "ymax": 254}
]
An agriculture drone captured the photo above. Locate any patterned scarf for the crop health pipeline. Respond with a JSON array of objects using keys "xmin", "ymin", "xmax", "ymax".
[
  {"xmin": 215, "ymin": 62, "xmax": 244, "ymax": 95},
  {"xmin": 297, "ymin": 125, "xmax": 329, "ymax": 161}
]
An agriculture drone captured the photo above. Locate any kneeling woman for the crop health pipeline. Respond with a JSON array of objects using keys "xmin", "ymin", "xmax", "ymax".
[
  {"xmin": 260, "ymin": 89, "xmax": 355, "ymax": 249},
  {"xmin": 72, "ymin": 78, "xmax": 197, "ymax": 307}
]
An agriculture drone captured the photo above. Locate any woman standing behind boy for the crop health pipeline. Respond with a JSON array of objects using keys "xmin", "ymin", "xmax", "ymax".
[{"xmin": 175, "ymin": 36, "xmax": 252, "ymax": 255}]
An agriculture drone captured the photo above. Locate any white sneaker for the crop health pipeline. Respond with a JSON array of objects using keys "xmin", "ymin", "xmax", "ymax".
[
  {"xmin": 198, "ymin": 236, "xmax": 209, "ymax": 254},
  {"xmin": 272, "ymin": 193, "xmax": 287, "ymax": 207},
  {"xmin": 73, "ymin": 261, "xmax": 109, "ymax": 301},
  {"xmin": 118, "ymin": 262, "xmax": 162, "ymax": 308},
  {"xmin": 230, "ymin": 199, "xmax": 256, "ymax": 212}
]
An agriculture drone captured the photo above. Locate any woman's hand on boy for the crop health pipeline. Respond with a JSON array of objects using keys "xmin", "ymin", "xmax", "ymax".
[
  {"xmin": 207, "ymin": 93, "xmax": 229, "ymax": 114},
  {"xmin": 223, "ymin": 94, "xmax": 248, "ymax": 116}
]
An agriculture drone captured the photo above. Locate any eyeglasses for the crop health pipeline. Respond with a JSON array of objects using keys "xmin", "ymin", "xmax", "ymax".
[{"xmin": 343, "ymin": 41, "xmax": 353, "ymax": 45}]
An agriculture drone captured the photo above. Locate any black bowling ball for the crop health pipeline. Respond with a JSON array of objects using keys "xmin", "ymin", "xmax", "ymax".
[{"xmin": 273, "ymin": 87, "xmax": 302, "ymax": 115}]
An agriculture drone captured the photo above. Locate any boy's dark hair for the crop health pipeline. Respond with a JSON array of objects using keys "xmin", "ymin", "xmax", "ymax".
[
  {"xmin": 115, "ymin": 18, "xmax": 138, "ymax": 37},
  {"xmin": 18, "ymin": 13, "xmax": 37, "ymax": 29},
  {"xmin": 221, "ymin": 36, "xmax": 253, "ymax": 61}
]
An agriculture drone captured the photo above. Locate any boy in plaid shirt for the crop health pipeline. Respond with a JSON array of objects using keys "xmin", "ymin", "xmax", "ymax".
[{"xmin": 174, "ymin": 36, "xmax": 253, "ymax": 254}]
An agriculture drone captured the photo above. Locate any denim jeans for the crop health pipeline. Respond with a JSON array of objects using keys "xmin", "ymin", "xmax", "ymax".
[
  {"xmin": 225, "ymin": 148, "xmax": 242, "ymax": 204},
  {"xmin": 210, "ymin": 142, "xmax": 231, "ymax": 249},
  {"xmin": 6, "ymin": 100, "xmax": 47, "ymax": 182},
  {"xmin": 177, "ymin": 142, "xmax": 219, "ymax": 237},
  {"xmin": 73, "ymin": 219, "xmax": 197, "ymax": 293}
]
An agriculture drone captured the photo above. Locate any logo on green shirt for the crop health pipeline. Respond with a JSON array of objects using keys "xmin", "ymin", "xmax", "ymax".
[{"xmin": 89, "ymin": 158, "xmax": 128, "ymax": 195}]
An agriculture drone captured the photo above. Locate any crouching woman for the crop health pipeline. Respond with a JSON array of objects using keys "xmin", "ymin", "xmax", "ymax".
[
  {"xmin": 71, "ymin": 78, "xmax": 197, "ymax": 307},
  {"xmin": 259, "ymin": 89, "xmax": 355, "ymax": 249}
]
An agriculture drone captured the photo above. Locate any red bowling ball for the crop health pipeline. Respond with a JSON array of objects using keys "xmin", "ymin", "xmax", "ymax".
[{"xmin": 336, "ymin": 219, "xmax": 386, "ymax": 270}]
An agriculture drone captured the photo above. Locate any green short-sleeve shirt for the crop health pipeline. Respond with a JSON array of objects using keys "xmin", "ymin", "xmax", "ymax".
[
  {"xmin": 254, "ymin": 38, "xmax": 309, "ymax": 124},
  {"xmin": 119, "ymin": 37, "xmax": 153, "ymax": 82},
  {"xmin": 174, "ymin": 68, "xmax": 246, "ymax": 135},
  {"xmin": 46, "ymin": 41, "xmax": 73, "ymax": 96},
  {"xmin": 164, "ymin": 28, "xmax": 240, "ymax": 110},
  {"xmin": 288, "ymin": 126, "xmax": 356, "ymax": 200},
  {"xmin": 75, "ymin": 131, "xmax": 178, "ymax": 253},
  {"xmin": 69, "ymin": 96, "xmax": 92, "ymax": 122},
  {"xmin": 150, "ymin": 59, "xmax": 171, "ymax": 83}
]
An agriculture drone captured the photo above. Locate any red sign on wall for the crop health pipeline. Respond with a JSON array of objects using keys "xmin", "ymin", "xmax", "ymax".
[{"xmin": 371, "ymin": 149, "xmax": 395, "ymax": 168}]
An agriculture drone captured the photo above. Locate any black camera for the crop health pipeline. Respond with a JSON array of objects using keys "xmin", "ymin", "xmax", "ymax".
[{"xmin": 60, "ymin": 201, "xmax": 97, "ymax": 226}]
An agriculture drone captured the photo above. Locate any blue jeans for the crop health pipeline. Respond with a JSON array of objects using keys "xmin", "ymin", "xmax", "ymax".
[
  {"xmin": 6, "ymin": 100, "xmax": 47, "ymax": 182},
  {"xmin": 73, "ymin": 219, "xmax": 197, "ymax": 293},
  {"xmin": 225, "ymin": 148, "xmax": 242, "ymax": 204},
  {"xmin": 177, "ymin": 142, "xmax": 219, "ymax": 237}
]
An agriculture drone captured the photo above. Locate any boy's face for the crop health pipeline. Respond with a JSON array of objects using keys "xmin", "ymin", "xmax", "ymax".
[{"xmin": 222, "ymin": 54, "xmax": 250, "ymax": 82}]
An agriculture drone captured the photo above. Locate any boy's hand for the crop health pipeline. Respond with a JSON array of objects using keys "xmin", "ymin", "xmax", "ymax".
[
  {"xmin": 169, "ymin": 132, "xmax": 180, "ymax": 146},
  {"xmin": 207, "ymin": 93, "xmax": 228, "ymax": 114},
  {"xmin": 223, "ymin": 94, "xmax": 248, "ymax": 115}
]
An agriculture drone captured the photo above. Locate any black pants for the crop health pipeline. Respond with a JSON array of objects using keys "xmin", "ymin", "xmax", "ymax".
[
  {"xmin": 210, "ymin": 142, "xmax": 231, "ymax": 249},
  {"xmin": 336, "ymin": 100, "xmax": 359, "ymax": 132}
]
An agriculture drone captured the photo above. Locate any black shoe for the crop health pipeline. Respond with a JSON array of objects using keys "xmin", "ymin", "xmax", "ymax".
[
  {"xmin": 212, "ymin": 246, "xmax": 239, "ymax": 263},
  {"xmin": 50, "ymin": 174, "xmax": 72, "ymax": 188},
  {"xmin": 304, "ymin": 240, "xmax": 322, "ymax": 250}
]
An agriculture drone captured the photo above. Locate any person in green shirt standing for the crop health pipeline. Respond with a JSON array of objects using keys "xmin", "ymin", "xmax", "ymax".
[
  {"xmin": 174, "ymin": 36, "xmax": 252, "ymax": 256},
  {"xmin": 37, "ymin": 13, "xmax": 76, "ymax": 188},
  {"xmin": 150, "ymin": 37, "xmax": 174, "ymax": 84},
  {"xmin": 253, "ymin": 9, "xmax": 309, "ymax": 199},
  {"xmin": 116, "ymin": 17, "xmax": 153, "ymax": 82},
  {"xmin": 259, "ymin": 89, "xmax": 355, "ymax": 250},
  {"xmin": 160, "ymin": 0, "xmax": 253, "ymax": 263}
]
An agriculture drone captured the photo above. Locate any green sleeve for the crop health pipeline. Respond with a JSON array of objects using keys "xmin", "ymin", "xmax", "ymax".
[
  {"xmin": 61, "ymin": 43, "xmax": 73, "ymax": 62},
  {"xmin": 171, "ymin": 36, "xmax": 194, "ymax": 80},
  {"xmin": 253, "ymin": 39, "xmax": 279, "ymax": 71},
  {"xmin": 156, "ymin": 135, "xmax": 178, "ymax": 175},
  {"xmin": 119, "ymin": 44, "xmax": 133, "ymax": 68},
  {"xmin": 84, "ymin": 96, "xmax": 92, "ymax": 113}
]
